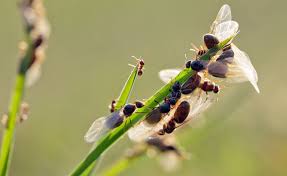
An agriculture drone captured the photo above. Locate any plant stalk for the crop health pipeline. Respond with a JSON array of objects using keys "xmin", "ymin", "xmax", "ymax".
[{"xmin": 0, "ymin": 74, "xmax": 25, "ymax": 176}]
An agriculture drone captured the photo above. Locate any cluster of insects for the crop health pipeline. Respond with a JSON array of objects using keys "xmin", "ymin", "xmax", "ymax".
[{"xmin": 85, "ymin": 4, "xmax": 259, "ymax": 144}]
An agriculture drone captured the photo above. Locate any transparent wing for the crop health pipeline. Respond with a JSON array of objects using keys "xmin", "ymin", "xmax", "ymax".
[
  {"xmin": 183, "ymin": 90, "xmax": 215, "ymax": 123},
  {"xmin": 128, "ymin": 121, "xmax": 155, "ymax": 142},
  {"xmin": 213, "ymin": 21, "xmax": 239, "ymax": 41},
  {"xmin": 228, "ymin": 44, "xmax": 259, "ymax": 93},
  {"xmin": 172, "ymin": 90, "xmax": 216, "ymax": 129},
  {"xmin": 210, "ymin": 4, "xmax": 232, "ymax": 33},
  {"xmin": 158, "ymin": 69, "xmax": 181, "ymax": 84},
  {"xmin": 84, "ymin": 116, "xmax": 109, "ymax": 143},
  {"xmin": 84, "ymin": 111, "xmax": 124, "ymax": 143},
  {"xmin": 208, "ymin": 44, "xmax": 259, "ymax": 93}
]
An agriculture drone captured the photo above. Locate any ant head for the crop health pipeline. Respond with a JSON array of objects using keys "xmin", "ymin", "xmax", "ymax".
[
  {"xmin": 139, "ymin": 59, "xmax": 144, "ymax": 66},
  {"xmin": 185, "ymin": 60, "xmax": 192, "ymax": 68}
]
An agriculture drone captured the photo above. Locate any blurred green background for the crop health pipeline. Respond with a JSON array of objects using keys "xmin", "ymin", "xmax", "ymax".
[{"xmin": 0, "ymin": 0, "xmax": 286, "ymax": 175}]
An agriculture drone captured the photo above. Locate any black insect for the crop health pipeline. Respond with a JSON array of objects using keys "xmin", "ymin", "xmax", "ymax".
[
  {"xmin": 190, "ymin": 60, "xmax": 208, "ymax": 72},
  {"xmin": 159, "ymin": 102, "xmax": 171, "ymax": 114},
  {"xmin": 185, "ymin": 60, "xmax": 192, "ymax": 68},
  {"xmin": 173, "ymin": 101, "xmax": 190, "ymax": 123},
  {"xmin": 123, "ymin": 104, "xmax": 137, "ymax": 117},
  {"xmin": 134, "ymin": 101, "xmax": 144, "ymax": 108},
  {"xmin": 181, "ymin": 73, "xmax": 202, "ymax": 95}
]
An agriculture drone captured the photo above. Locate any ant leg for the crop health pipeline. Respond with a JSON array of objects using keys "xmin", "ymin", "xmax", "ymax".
[{"xmin": 128, "ymin": 63, "xmax": 136, "ymax": 68}]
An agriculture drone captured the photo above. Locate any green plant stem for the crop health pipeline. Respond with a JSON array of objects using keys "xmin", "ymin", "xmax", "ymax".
[
  {"xmin": 99, "ymin": 148, "xmax": 146, "ymax": 176},
  {"xmin": 0, "ymin": 22, "xmax": 34, "ymax": 176},
  {"xmin": 82, "ymin": 63, "xmax": 140, "ymax": 176},
  {"xmin": 103, "ymin": 158, "xmax": 130, "ymax": 176},
  {"xmin": 70, "ymin": 36, "xmax": 234, "ymax": 176},
  {"xmin": 0, "ymin": 74, "xmax": 25, "ymax": 175},
  {"xmin": 100, "ymin": 157, "xmax": 139, "ymax": 176}
]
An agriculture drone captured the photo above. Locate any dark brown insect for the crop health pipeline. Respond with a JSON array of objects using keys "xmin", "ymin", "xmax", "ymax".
[
  {"xmin": 158, "ymin": 100, "xmax": 191, "ymax": 135},
  {"xmin": 162, "ymin": 120, "xmax": 176, "ymax": 134},
  {"xmin": 137, "ymin": 59, "xmax": 145, "ymax": 76},
  {"xmin": 200, "ymin": 80, "xmax": 220, "ymax": 93},
  {"xmin": 173, "ymin": 101, "xmax": 190, "ymax": 124},
  {"xmin": 203, "ymin": 33, "xmax": 219, "ymax": 49},
  {"xmin": 181, "ymin": 73, "xmax": 202, "ymax": 94}
]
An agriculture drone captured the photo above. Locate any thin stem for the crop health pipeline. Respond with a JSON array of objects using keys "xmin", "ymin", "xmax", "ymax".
[
  {"xmin": 0, "ymin": 1, "xmax": 49, "ymax": 175},
  {"xmin": 99, "ymin": 148, "xmax": 146, "ymax": 176},
  {"xmin": 69, "ymin": 36, "xmax": 234, "ymax": 176},
  {"xmin": 100, "ymin": 158, "xmax": 136, "ymax": 176},
  {"xmin": 0, "ymin": 74, "xmax": 25, "ymax": 175},
  {"xmin": 82, "ymin": 61, "xmax": 141, "ymax": 175}
]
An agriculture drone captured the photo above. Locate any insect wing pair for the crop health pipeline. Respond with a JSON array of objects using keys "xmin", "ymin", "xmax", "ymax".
[{"xmin": 84, "ymin": 110, "xmax": 124, "ymax": 143}]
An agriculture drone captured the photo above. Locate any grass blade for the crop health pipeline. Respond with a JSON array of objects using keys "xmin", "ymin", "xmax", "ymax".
[{"xmin": 115, "ymin": 60, "xmax": 141, "ymax": 110}]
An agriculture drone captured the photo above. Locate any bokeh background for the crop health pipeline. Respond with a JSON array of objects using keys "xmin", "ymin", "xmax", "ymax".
[{"xmin": 0, "ymin": 0, "xmax": 286, "ymax": 175}]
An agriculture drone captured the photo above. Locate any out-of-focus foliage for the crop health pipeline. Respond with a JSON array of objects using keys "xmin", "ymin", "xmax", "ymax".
[{"xmin": 0, "ymin": 0, "xmax": 286, "ymax": 175}]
